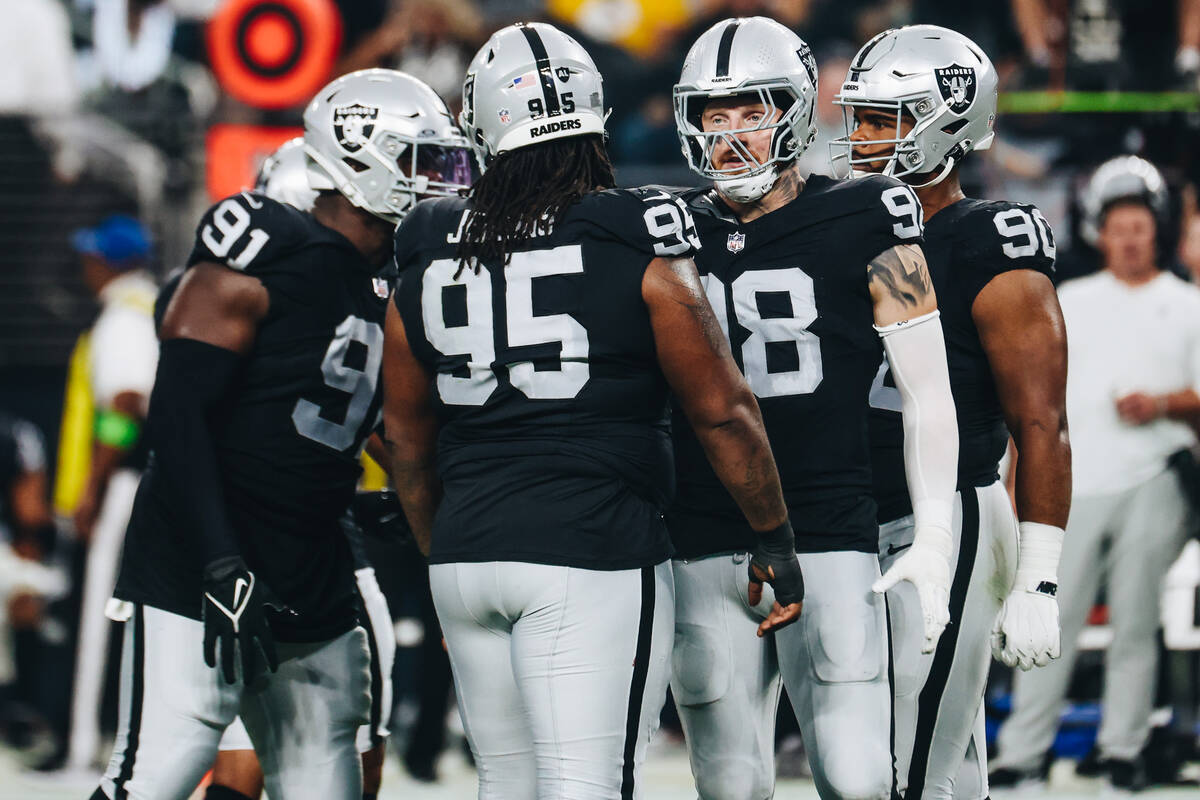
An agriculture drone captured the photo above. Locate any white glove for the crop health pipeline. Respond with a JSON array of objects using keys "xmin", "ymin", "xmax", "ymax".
[
  {"xmin": 873, "ymin": 524, "xmax": 952, "ymax": 653},
  {"xmin": 992, "ymin": 521, "xmax": 1063, "ymax": 670}
]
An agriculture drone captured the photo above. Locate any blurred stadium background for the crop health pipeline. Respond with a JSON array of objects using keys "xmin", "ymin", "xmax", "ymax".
[{"xmin": 1, "ymin": 0, "xmax": 1199, "ymax": 797}]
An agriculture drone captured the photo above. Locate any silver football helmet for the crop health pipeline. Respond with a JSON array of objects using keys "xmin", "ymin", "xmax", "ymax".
[
  {"xmin": 832, "ymin": 25, "xmax": 997, "ymax": 186},
  {"xmin": 303, "ymin": 69, "xmax": 473, "ymax": 224},
  {"xmin": 459, "ymin": 22, "xmax": 607, "ymax": 170},
  {"xmin": 1079, "ymin": 155, "xmax": 1168, "ymax": 244},
  {"xmin": 255, "ymin": 138, "xmax": 318, "ymax": 212},
  {"xmin": 673, "ymin": 17, "xmax": 818, "ymax": 203}
]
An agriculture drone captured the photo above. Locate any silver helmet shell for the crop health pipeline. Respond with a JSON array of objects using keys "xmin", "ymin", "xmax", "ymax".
[
  {"xmin": 672, "ymin": 16, "xmax": 818, "ymax": 203},
  {"xmin": 832, "ymin": 25, "xmax": 997, "ymax": 186},
  {"xmin": 459, "ymin": 22, "xmax": 607, "ymax": 171},
  {"xmin": 1079, "ymin": 155, "xmax": 1168, "ymax": 245},
  {"xmin": 303, "ymin": 69, "xmax": 473, "ymax": 224},
  {"xmin": 255, "ymin": 138, "xmax": 318, "ymax": 212}
]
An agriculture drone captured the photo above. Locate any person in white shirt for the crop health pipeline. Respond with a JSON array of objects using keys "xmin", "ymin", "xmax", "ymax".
[
  {"xmin": 62, "ymin": 216, "xmax": 159, "ymax": 772},
  {"xmin": 992, "ymin": 182, "xmax": 1200, "ymax": 790}
]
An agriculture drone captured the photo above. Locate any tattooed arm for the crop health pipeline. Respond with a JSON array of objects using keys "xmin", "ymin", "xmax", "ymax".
[
  {"xmin": 867, "ymin": 241, "xmax": 959, "ymax": 653},
  {"xmin": 867, "ymin": 243, "xmax": 937, "ymax": 326},
  {"xmin": 642, "ymin": 256, "xmax": 786, "ymax": 531}
]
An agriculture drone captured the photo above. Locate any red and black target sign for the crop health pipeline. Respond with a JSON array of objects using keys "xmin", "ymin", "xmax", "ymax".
[{"xmin": 207, "ymin": 0, "xmax": 342, "ymax": 109}]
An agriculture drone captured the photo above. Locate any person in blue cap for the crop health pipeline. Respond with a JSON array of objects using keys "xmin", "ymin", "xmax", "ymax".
[{"xmin": 57, "ymin": 213, "xmax": 160, "ymax": 773}]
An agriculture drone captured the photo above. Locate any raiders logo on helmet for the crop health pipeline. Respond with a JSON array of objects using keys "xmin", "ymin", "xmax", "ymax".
[
  {"xmin": 556, "ymin": 66, "xmax": 570, "ymax": 83},
  {"xmin": 333, "ymin": 104, "xmax": 379, "ymax": 153},
  {"xmin": 934, "ymin": 64, "xmax": 976, "ymax": 114}
]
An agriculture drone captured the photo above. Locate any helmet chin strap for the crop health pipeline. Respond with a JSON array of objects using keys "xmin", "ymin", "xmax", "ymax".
[
  {"xmin": 907, "ymin": 156, "xmax": 957, "ymax": 189},
  {"xmin": 715, "ymin": 164, "xmax": 780, "ymax": 204}
]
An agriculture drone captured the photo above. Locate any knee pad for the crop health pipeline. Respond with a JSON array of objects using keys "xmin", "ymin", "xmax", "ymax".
[
  {"xmin": 806, "ymin": 594, "xmax": 885, "ymax": 685},
  {"xmin": 694, "ymin": 757, "xmax": 774, "ymax": 800},
  {"xmin": 672, "ymin": 622, "xmax": 731, "ymax": 706},
  {"xmin": 816, "ymin": 748, "xmax": 892, "ymax": 800}
]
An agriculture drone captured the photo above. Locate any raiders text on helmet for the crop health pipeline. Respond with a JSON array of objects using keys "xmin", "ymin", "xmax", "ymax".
[
  {"xmin": 832, "ymin": 25, "xmax": 998, "ymax": 187},
  {"xmin": 673, "ymin": 17, "xmax": 819, "ymax": 203},
  {"xmin": 303, "ymin": 69, "xmax": 473, "ymax": 224},
  {"xmin": 255, "ymin": 138, "xmax": 318, "ymax": 212},
  {"xmin": 459, "ymin": 22, "xmax": 607, "ymax": 170}
]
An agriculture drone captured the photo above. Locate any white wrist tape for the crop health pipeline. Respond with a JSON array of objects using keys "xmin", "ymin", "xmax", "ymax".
[
  {"xmin": 1015, "ymin": 521, "xmax": 1064, "ymax": 593},
  {"xmin": 879, "ymin": 310, "xmax": 959, "ymax": 536}
]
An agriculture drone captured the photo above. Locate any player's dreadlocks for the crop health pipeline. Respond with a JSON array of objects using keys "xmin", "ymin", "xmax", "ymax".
[{"xmin": 456, "ymin": 134, "xmax": 615, "ymax": 273}]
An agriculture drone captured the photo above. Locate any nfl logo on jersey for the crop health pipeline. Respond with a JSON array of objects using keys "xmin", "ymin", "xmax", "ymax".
[{"xmin": 727, "ymin": 232, "xmax": 746, "ymax": 253}]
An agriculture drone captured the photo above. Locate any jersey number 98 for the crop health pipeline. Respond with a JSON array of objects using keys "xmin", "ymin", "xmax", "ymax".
[{"xmin": 703, "ymin": 268, "xmax": 823, "ymax": 398}]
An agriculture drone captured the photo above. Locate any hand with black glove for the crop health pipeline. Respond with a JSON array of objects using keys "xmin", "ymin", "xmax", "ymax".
[
  {"xmin": 202, "ymin": 556, "xmax": 280, "ymax": 684},
  {"xmin": 748, "ymin": 519, "xmax": 805, "ymax": 637},
  {"xmin": 349, "ymin": 490, "xmax": 413, "ymax": 545}
]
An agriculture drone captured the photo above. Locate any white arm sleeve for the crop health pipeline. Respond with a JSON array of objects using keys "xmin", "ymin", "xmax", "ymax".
[{"xmin": 877, "ymin": 310, "xmax": 959, "ymax": 535}]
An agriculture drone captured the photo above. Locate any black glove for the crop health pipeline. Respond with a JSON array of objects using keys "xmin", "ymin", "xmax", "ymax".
[
  {"xmin": 349, "ymin": 490, "xmax": 413, "ymax": 545},
  {"xmin": 749, "ymin": 520, "xmax": 805, "ymax": 606},
  {"xmin": 202, "ymin": 556, "xmax": 280, "ymax": 684}
]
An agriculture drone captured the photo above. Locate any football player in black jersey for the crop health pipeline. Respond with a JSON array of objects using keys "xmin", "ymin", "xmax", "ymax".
[
  {"xmin": 195, "ymin": 139, "xmax": 400, "ymax": 800},
  {"xmin": 833, "ymin": 25, "xmax": 1071, "ymax": 800},
  {"xmin": 668, "ymin": 17, "xmax": 961, "ymax": 800},
  {"xmin": 92, "ymin": 71, "xmax": 471, "ymax": 800},
  {"xmin": 382, "ymin": 21, "xmax": 804, "ymax": 799}
]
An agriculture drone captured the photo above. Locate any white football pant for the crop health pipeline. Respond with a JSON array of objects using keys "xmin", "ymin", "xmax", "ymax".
[
  {"xmin": 881, "ymin": 479, "xmax": 1018, "ymax": 800},
  {"xmin": 672, "ymin": 549, "xmax": 892, "ymax": 800},
  {"xmin": 430, "ymin": 560, "xmax": 673, "ymax": 800},
  {"xmin": 97, "ymin": 604, "xmax": 370, "ymax": 800}
]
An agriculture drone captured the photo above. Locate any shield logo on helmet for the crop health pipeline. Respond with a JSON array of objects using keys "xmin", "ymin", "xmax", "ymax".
[
  {"xmin": 556, "ymin": 67, "xmax": 570, "ymax": 83},
  {"xmin": 934, "ymin": 64, "xmax": 976, "ymax": 114},
  {"xmin": 727, "ymin": 232, "xmax": 746, "ymax": 253},
  {"xmin": 333, "ymin": 104, "xmax": 379, "ymax": 153}
]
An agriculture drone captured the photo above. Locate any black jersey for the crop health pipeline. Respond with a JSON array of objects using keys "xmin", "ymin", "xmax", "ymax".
[
  {"xmin": 116, "ymin": 192, "xmax": 389, "ymax": 642},
  {"xmin": 869, "ymin": 198, "xmax": 1056, "ymax": 523},
  {"xmin": 669, "ymin": 174, "xmax": 924, "ymax": 558},
  {"xmin": 393, "ymin": 188, "xmax": 701, "ymax": 570}
]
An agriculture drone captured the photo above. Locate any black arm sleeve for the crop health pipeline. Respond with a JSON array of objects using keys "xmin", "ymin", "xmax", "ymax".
[{"xmin": 148, "ymin": 338, "xmax": 244, "ymax": 565}]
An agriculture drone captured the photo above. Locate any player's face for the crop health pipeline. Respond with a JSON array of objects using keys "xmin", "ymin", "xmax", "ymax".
[
  {"xmin": 1098, "ymin": 203, "xmax": 1157, "ymax": 276},
  {"xmin": 701, "ymin": 95, "xmax": 783, "ymax": 174},
  {"xmin": 847, "ymin": 107, "xmax": 915, "ymax": 173}
]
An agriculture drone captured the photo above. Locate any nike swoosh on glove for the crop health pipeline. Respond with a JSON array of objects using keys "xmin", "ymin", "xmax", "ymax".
[
  {"xmin": 991, "ymin": 584, "xmax": 1061, "ymax": 670},
  {"xmin": 872, "ymin": 526, "xmax": 952, "ymax": 654},
  {"xmin": 203, "ymin": 556, "xmax": 281, "ymax": 684}
]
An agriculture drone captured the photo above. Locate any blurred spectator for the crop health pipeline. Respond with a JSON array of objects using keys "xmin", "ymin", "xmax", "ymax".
[
  {"xmin": 89, "ymin": 0, "xmax": 177, "ymax": 93},
  {"xmin": 0, "ymin": 412, "xmax": 67, "ymax": 753},
  {"xmin": 0, "ymin": 415, "xmax": 54, "ymax": 559},
  {"xmin": 338, "ymin": 0, "xmax": 486, "ymax": 113},
  {"xmin": 991, "ymin": 181, "xmax": 1200, "ymax": 790},
  {"xmin": 53, "ymin": 216, "xmax": 158, "ymax": 772},
  {"xmin": 0, "ymin": 0, "xmax": 80, "ymax": 118},
  {"xmin": 1007, "ymin": 0, "xmax": 1200, "ymax": 90}
]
